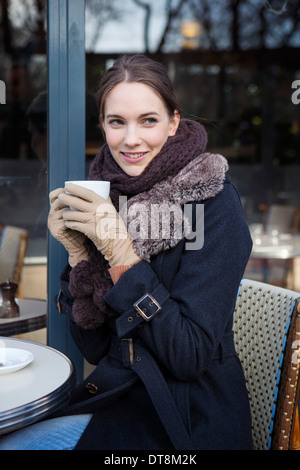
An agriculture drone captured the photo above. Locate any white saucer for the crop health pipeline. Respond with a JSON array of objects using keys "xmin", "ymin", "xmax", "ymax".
[{"xmin": 0, "ymin": 348, "xmax": 34, "ymax": 375}]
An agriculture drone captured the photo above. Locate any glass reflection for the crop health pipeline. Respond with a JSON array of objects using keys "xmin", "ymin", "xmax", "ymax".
[
  {"xmin": 0, "ymin": 1, "xmax": 47, "ymax": 302},
  {"xmin": 85, "ymin": 0, "xmax": 300, "ymax": 212},
  {"xmin": 85, "ymin": 0, "xmax": 300, "ymax": 290}
]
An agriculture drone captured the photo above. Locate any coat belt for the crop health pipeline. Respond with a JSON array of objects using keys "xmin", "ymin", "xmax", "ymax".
[{"xmin": 109, "ymin": 333, "xmax": 237, "ymax": 450}]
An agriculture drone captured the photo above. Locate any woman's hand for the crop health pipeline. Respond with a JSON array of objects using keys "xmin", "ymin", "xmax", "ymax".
[
  {"xmin": 48, "ymin": 187, "xmax": 89, "ymax": 267},
  {"xmin": 58, "ymin": 183, "xmax": 141, "ymax": 267}
]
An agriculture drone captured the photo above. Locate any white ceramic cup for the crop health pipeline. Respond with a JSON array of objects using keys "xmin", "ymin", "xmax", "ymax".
[{"xmin": 64, "ymin": 180, "xmax": 110, "ymax": 200}]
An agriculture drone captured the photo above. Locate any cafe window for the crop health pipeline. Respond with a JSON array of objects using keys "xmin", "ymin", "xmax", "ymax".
[
  {"xmin": 85, "ymin": 0, "xmax": 300, "ymax": 223},
  {"xmin": 0, "ymin": 0, "xmax": 48, "ymax": 341},
  {"xmin": 84, "ymin": 0, "xmax": 300, "ymax": 299},
  {"xmin": 0, "ymin": 1, "xmax": 86, "ymax": 374}
]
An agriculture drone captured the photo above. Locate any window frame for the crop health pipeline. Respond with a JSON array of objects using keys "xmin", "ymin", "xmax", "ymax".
[{"xmin": 47, "ymin": 0, "xmax": 86, "ymax": 380}]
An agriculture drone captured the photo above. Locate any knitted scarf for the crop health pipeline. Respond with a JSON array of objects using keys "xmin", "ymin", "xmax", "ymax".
[
  {"xmin": 68, "ymin": 120, "xmax": 228, "ymax": 329},
  {"xmin": 88, "ymin": 119, "xmax": 207, "ymax": 209}
]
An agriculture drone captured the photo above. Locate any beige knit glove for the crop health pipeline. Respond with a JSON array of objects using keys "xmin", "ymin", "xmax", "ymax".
[
  {"xmin": 48, "ymin": 188, "xmax": 89, "ymax": 267},
  {"xmin": 58, "ymin": 183, "xmax": 141, "ymax": 268}
]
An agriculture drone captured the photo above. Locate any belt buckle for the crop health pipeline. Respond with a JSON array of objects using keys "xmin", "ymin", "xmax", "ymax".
[{"xmin": 133, "ymin": 293, "xmax": 162, "ymax": 321}]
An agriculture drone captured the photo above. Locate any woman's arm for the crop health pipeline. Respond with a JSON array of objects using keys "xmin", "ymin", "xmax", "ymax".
[{"xmin": 103, "ymin": 181, "xmax": 252, "ymax": 380}]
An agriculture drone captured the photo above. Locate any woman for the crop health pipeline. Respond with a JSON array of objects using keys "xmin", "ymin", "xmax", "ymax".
[{"xmin": 0, "ymin": 55, "xmax": 253, "ymax": 450}]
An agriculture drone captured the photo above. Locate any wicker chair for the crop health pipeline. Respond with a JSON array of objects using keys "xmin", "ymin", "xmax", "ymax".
[{"xmin": 233, "ymin": 279, "xmax": 300, "ymax": 450}]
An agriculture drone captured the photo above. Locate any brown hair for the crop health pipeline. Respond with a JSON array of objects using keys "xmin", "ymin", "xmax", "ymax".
[{"xmin": 96, "ymin": 55, "xmax": 180, "ymax": 129}]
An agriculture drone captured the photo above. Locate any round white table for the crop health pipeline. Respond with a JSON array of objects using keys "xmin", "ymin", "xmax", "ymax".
[
  {"xmin": 251, "ymin": 234, "xmax": 300, "ymax": 260},
  {"xmin": 0, "ymin": 299, "xmax": 47, "ymax": 336},
  {"xmin": 0, "ymin": 337, "xmax": 76, "ymax": 435}
]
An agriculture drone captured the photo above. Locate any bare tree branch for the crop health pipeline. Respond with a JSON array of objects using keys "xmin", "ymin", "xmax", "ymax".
[
  {"xmin": 264, "ymin": 0, "xmax": 288, "ymax": 15},
  {"xmin": 155, "ymin": 0, "xmax": 186, "ymax": 54},
  {"xmin": 1, "ymin": 0, "xmax": 13, "ymax": 54},
  {"xmin": 132, "ymin": 0, "xmax": 151, "ymax": 53}
]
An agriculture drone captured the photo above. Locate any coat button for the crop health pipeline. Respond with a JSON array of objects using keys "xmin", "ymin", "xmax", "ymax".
[{"xmin": 86, "ymin": 382, "xmax": 98, "ymax": 395}]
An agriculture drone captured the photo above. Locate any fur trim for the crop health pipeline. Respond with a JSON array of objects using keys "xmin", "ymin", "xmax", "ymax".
[{"xmin": 120, "ymin": 153, "xmax": 228, "ymax": 261}]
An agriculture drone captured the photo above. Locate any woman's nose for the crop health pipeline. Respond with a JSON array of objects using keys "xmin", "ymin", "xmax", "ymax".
[{"xmin": 123, "ymin": 125, "xmax": 142, "ymax": 147}]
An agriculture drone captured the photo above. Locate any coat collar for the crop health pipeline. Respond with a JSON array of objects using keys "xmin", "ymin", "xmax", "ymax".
[{"xmin": 119, "ymin": 153, "xmax": 229, "ymax": 262}]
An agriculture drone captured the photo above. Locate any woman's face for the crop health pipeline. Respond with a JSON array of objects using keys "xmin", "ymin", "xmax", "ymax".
[{"xmin": 102, "ymin": 82, "xmax": 180, "ymax": 177}]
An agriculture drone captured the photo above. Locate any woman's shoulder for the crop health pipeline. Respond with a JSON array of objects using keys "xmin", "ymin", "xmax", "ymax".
[
  {"xmin": 203, "ymin": 172, "xmax": 244, "ymax": 211},
  {"xmin": 197, "ymin": 172, "xmax": 251, "ymax": 242}
]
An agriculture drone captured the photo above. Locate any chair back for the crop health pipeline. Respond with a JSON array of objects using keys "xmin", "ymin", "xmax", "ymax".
[
  {"xmin": 0, "ymin": 225, "xmax": 28, "ymax": 286},
  {"xmin": 233, "ymin": 279, "xmax": 300, "ymax": 450},
  {"xmin": 265, "ymin": 204, "xmax": 300, "ymax": 234}
]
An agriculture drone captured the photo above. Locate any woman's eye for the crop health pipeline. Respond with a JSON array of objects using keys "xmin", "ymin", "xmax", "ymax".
[
  {"xmin": 109, "ymin": 119, "xmax": 123, "ymax": 126},
  {"xmin": 144, "ymin": 117, "xmax": 157, "ymax": 125}
]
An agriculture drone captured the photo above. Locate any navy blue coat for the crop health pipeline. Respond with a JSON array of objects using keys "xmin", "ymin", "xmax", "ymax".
[{"xmin": 57, "ymin": 175, "xmax": 253, "ymax": 450}]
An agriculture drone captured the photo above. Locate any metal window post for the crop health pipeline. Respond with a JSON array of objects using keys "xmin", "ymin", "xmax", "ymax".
[{"xmin": 47, "ymin": 0, "xmax": 86, "ymax": 381}]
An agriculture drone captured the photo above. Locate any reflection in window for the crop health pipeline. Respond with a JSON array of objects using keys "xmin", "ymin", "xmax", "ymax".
[
  {"xmin": 85, "ymin": 0, "xmax": 300, "ymax": 224},
  {"xmin": 0, "ymin": 1, "xmax": 47, "ymax": 296}
]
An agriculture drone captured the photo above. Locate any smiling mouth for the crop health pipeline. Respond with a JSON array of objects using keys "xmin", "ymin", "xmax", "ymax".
[{"xmin": 121, "ymin": 152, "xmax": 148, "ymax": 161}]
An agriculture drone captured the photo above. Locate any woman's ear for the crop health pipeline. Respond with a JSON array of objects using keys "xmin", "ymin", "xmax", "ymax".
[{"xmin": 168, "ymin": 110, "xmax": 180, "ymax": 136}]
